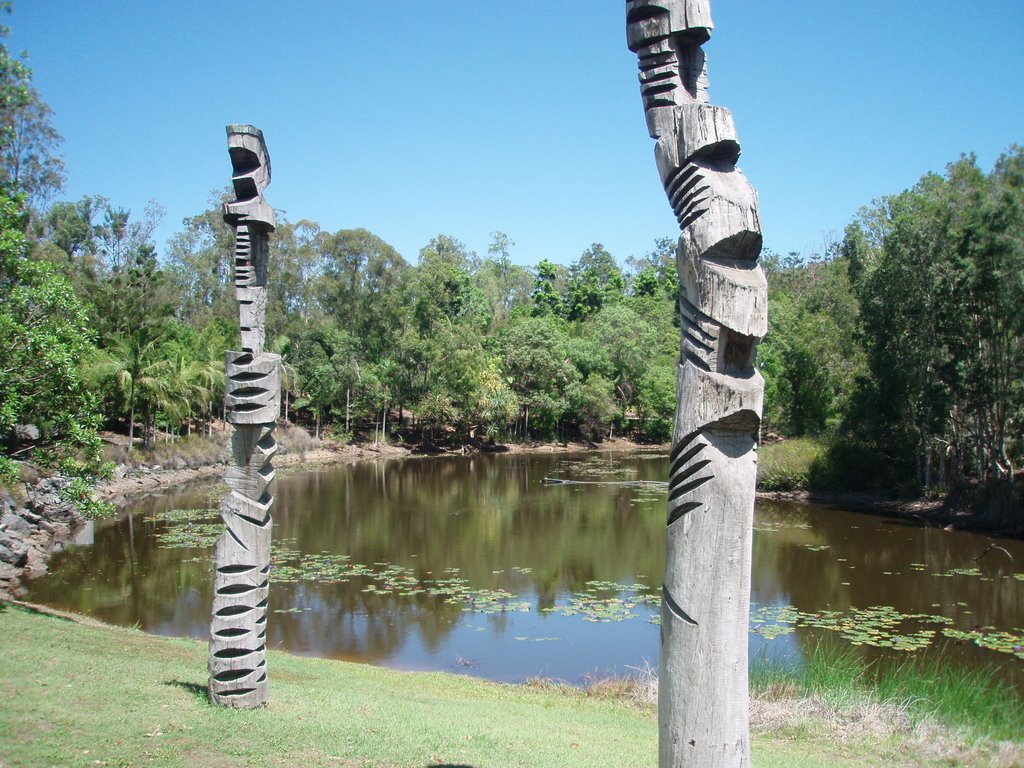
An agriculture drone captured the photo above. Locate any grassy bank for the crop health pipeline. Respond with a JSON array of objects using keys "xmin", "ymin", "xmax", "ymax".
[
  {"xmin": 758, "ymin": 438, "xmax": 827, "ymax": 492},
  {"xmin": 751, "ymin": 640, "xmax": 1024, "ymax": 745},
  {"xmin": 2, "ymin": 604, "xmax": 1020, "ymax": 767}
]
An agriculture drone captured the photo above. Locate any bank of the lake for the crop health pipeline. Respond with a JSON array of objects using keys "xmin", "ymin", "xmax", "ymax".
[
  {"xmin": 2, "ymin": 602, "xmax": 1020, "ymax": 768},
  {"xmin": 758, "ymin": 438, "xmax": 1024, "ymax": 539},
  {"xmin": 93, "ymin": 431, "xmax": 663, "ymax": 503}
]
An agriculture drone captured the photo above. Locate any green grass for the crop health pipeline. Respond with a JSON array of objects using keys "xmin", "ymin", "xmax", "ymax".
[
  {"xmin": 0, "ymin": 603, "xmax": 952, "ymax": 768},
  {"xmin": 758, "ymin": 438, "xmax": 826, "ymax": 492},
  {"xmin": 751, "ymin": 640, "xmax": 1024, "ymax": 743}
]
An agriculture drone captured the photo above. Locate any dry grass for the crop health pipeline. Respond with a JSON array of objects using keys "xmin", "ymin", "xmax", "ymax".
[
  {"xmin": 101, "ymin": 423, "xmax": 322, "ymax": 470},
  {"xmin": 534, "ymin": 667, "xmax": 1024, "ymax": 767},
  {"xmin": 528, "ymin": 661, "xmax": 659, "ymax": 711},
  {"xmin": 751, "ymin": 690, "xmax": 1024, "ymax": 767}
]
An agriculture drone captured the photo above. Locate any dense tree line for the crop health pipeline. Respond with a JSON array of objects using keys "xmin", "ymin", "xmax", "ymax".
[
  {"xmin": 1, "ymin": 13, "xmax": 1020, "ymax": 514},
  {"xmin": 759, "ymin": 148, "xmax": 1024, "ymax": 502},
  {"xmin": 842, "ymin": 150, "xmax": 1024, "ymax": 494}
]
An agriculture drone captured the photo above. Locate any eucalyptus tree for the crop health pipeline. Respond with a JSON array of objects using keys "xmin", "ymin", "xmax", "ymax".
[
  {"xmin": 165, "ymin": 197, "xmax": 236, "ymax": 325},
  {"xmin": 316, "ymin": 227, "xmax": 409, "ymax": 356},
  {"xmin": 474, "ymin": 231, "xmax": 533, "ymax": 325},
  {"xmin": 0, "ymin": 83, "xmax": 63, "ymax": 214}
]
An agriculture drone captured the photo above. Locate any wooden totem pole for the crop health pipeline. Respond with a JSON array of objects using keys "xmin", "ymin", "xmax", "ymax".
[
  {"xmin": 626, "ymin": 3, "xmax": 766, "ymax": 766},
  {"xmin": 208, "ymin": 125, "xmax": 280, "ymax": 708}
]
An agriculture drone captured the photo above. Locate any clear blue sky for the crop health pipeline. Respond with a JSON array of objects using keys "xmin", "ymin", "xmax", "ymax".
[{"xmin": 11, "ymin": 1, "xmax": 1024, "ymax": 268}]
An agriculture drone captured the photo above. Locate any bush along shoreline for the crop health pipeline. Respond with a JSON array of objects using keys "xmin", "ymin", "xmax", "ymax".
[{"xmin": 758, "ymin": 437, "xmax": 1024, "ymax": 539}]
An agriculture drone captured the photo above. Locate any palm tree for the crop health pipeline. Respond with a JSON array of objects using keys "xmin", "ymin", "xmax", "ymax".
[
  {"xmin": 269, "ymin": 335, "xmax": 298, "ymax": 425},
  {"xmin": 163, "ymin": 341, "xmax": 223, "ymax": 437},
  {"xmin": 86, "ymin": 332, "xmax": 175, "ymax": 448}
]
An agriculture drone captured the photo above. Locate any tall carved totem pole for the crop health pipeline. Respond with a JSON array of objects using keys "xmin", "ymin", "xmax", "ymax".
[
  {"xmin": 626, "ymin": 3, "xmax": 765, "ymax": 766},
  {"xmin": 208, "ymin": 125, "xmax": 280, "ymax": 708}
]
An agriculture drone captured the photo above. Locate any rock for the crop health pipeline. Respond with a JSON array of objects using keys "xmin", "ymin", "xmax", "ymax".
[
  {"xmin": 13, "ymin": 424, "xmax": 40, "ymax": 442},
  {"xmin": 23, "ymin": 547, "xmax": 48, "ymax": 575},
  {"xmin": 1, "ymin": 512, "xmax": 32, "ymax": 537},
  {"xmin": 0, "ymin": 542, "xmax": 28, "ymax": 567},
  {"xmin": 17, "ymin": 462, "xmax": 39, "ymax": 484},
  {"xmin": 0, "ymin": 560, "xmax": 21, "ymax": 592},
  {"xmin": 17, "ymin": 508, "xmax": 43, "ymax": 526},
  {"xmin": 26, "ymin": 478, "xmax": 77, "ymax": 525}
]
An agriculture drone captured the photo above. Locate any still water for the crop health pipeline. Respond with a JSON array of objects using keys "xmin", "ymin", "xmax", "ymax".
[{"xmin": 27, "ymin": 451, "xmax": 1024, "ymax": 685}]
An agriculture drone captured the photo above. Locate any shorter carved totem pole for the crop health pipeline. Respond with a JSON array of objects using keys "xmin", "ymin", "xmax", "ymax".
[
  {"xmin": 626, "ymin": 2, "xmax": 766, "ymax": 766},
  {"xmin": 208, "ymin": 125, "xmax": 280, "ymax": 708}
]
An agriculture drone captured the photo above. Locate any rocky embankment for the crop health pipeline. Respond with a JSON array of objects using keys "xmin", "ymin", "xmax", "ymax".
[{"xmin": 0, "ymin": 477, "xmax": 83, "ymax": 598}]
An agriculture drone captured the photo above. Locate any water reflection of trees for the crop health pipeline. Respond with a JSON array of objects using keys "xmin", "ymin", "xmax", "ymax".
[
  {"xmin": 28, "ymin": 456, "xmax": 1023, "ymax": 679},
  {"xmin": 30, "ymin": 453, "xmax": 670, "ymax": 663}
]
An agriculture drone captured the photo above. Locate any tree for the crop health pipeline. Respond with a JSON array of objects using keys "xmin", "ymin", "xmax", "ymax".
[
  {"xmin": 35, "ymin": 195, "xmax": 105, "ymax": 261},
  {"xmin": 498, "ymin": 314, "xmax": 579, "ymax": 438},
  {"xmin": 842, "ymin": 146, "xmax": 1024, "ymax": 493},
  {"xmin": 165, "ymin": 195, "xmax": 236, "ymax": 325},
  {"xmin": 473, "ymin": 358, "xmax": 519, "ymax": 441},
  {"xmin": 631, "ymin": 267, "xmax": 659, "ymax": 298},
  {"xmin": 530, "ymin": 258, "xmax": 565, "ymax": 317},
  {"xmin": 96, "ymin": 202, "xmax": 164, "ymax": 273},
  {"xmin": 636, "ymin": 363, "xmax": 676, "ymax": 442},
  {"xmin": 0, "ymin": 6, "xmax": 64, "ymax": 215},
  {"xmin": 567, "ymin": 374, "xmax": 617, "ymax": 442},
  {"xmin": 0, "ymin": 85, "xmax": 63, "ymax": 213},
  {"xmin": 474, "ymin": 231, "xmax": 533, "ymax": 325},
  {"xmin": 316, "ymin": 227, "xmax": 409, "ymax": 355},
  {"xmin": 627, "ymin": 236, "xmax": 677, "ymax": 300},
  {"xmin": 0, "ymin": 191, "xmax": 101, "ymax": 474},
  {"xmin": 585, "ymin": 303, "xmax": 657, "ymax": 418},
  {"xmin": 566, "ymin": 243, "xmax": 625, "ymax": 321},
  {"xmin": 87, "ymin": 332, "xmax": 176, "ymax": 449},
  {"xmin": 412, "ymin": 234, "xmax": 489, "ymax": 334},
  {"xmin": 758, "ymin": 253, "xmax": 866, "ymax": 437},
  {"xmin": 268, "ymin": 219, "xmax": 325, "ymax": 336}
]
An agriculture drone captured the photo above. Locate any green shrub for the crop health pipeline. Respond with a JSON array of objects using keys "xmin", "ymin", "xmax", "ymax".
[
  {"xmin": 57, "ymin": 476, "xmax": 114, "ymax": 520},
  {"xmin": 757, "ymin": 438, "xmax": 824, "ymax": 492},
  {"xmin": 808, "ymin": 438, "xmax": 893, "ymax": 493}
]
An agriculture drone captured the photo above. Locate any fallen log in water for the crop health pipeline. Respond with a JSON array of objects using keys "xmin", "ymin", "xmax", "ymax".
[{"xmin": 541, "ymin": 477, "xmax": 668, "ymax": 489}]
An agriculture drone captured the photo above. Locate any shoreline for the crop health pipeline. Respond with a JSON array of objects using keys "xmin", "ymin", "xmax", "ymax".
[
  {"xmin": 757, "ymin": 488, "xmax": 1023, "ymax": 540},
  {"xmin": 94, "ymin": 435, "xmax": 666, "ymax": 504},
  {"xmin": 2, "ymin": 600, "xmax": 1018, "ymax": 767}
]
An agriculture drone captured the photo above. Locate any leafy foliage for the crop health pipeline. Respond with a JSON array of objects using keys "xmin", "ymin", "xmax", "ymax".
[{"xmin": 0, "ymin": 191, "xmax": 102, "ymax": 474}]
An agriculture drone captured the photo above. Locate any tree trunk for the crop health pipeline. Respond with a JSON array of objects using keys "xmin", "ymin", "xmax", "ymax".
[
  {"xmin": 925, "ymin": 443, "xmax": 932, "ymax": 492},
  {"xmin": 127, "ymin": 380, "xmax": 137, "ymax": 447}
]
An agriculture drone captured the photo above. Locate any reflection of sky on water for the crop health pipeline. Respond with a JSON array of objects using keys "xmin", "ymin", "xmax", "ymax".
[{"xmin": 383, "ymin": 594, "xmax": 660, "ymax": 683}]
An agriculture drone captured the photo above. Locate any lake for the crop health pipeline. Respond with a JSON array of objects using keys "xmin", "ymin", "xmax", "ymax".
[{"xmin": 26, "ymin": 451, "xmax": 1024, "ymax": 686}]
